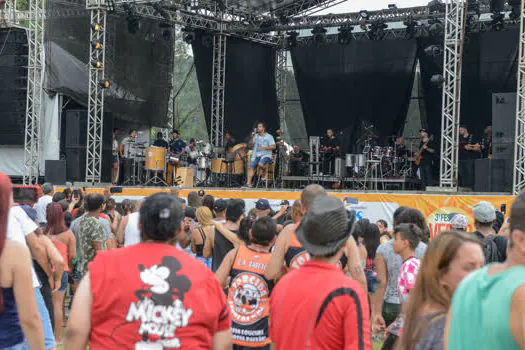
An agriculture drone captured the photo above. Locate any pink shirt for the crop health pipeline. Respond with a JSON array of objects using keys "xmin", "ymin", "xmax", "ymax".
[{"xmin": 397, "ymin": 256, "xmax": 420, "ymax": 304}]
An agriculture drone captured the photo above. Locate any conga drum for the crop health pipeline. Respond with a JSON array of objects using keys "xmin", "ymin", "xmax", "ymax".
[
  {"xmin": 145, "ymin": 147, "xmax": 166, "ymax": 171},
  {"xmin": 212, "ymin": 158, "xmax": 227, "ymax": 175}
]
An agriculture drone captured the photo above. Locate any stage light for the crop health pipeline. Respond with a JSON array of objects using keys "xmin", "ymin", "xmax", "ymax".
[
  {"xmin": 388, "ymin": 4, "xmax": 397, "ymax": 9},
  {"xmin": 428, "ymin": 19, "xmax": 443, "ymax": 36},
  {"xmin": 359, "ymin": 10, "xmax": 369, "ymax": 19},
  {"xmin": 183, "ymin": 32, "xmax": 195, "ymax": 44},
  {"xmin": 360, "ymin": 24, "xmax": 368, "ymax": 31},
  {"xmin": 92, "ymin": 60, "xmax": 103, "ymax": 69},
  {"xmin": 337, "ymin": 25, "xmax": 353, "ymax": 45},
  {"xmin": 91, "ymin": 40, "xmax": 102, "ymax": 49},
  {"xmin": 369, "ymin": 21, "xmax": 388, "ymax": 40},
  {"xmin": 311, "ymin": 26, "xmax": 327, "ymax": 44},
  {"xmin": 99, "ymin": 80, "xmax": 110, "ymax": 89},
  {"xmin": 491, "ymin": 12, "xmax": 505, "ymax": 31},
  {"xmin": 286, "ymin": 31, "xmax": 298, "ymax": 47},
  {"xmin": 106, "ymin": 0, "xmax": 115, "ymax": 13},
  {"xmin": 91, "ymin": 23, "xmax": 102, "ymax": 31},
  {"xmin": 403, "ymin": 18, "xmax": 417, "ymax": 38}
]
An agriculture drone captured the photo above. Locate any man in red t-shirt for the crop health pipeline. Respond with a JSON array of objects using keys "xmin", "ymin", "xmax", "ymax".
[
  {"xmin": 65, "ymin": 193, "xmax": 232, "ymax": 350},
  {"xmin": 270, "ymin": 196, "xmax": 371, "ymax": 350}
]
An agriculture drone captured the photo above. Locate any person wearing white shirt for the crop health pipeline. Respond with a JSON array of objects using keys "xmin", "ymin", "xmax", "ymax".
[
  {"xmin": 8, "ymin": 203, "xmax": 57, "ymax": 350},
  {"xmin": 33, "ymin": 183, "xmax": 54, "ymax": 226}
]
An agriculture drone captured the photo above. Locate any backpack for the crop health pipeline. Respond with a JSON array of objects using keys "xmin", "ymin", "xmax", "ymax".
[{"xmin": 483, "ymin": 235, "xmax": 502, "ymax": 264}]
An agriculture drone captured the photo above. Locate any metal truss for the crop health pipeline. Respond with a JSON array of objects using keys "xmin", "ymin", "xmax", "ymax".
[
  {"xmin": 210, "ymin": 28, "xmax": 226, "ymax": 147},
  {"xmin": 514, "ymin": 0, "xmax": 525, "ymax": 194},
  {"xmin": 85, "ymin": 6, "xmax": 107, "ymax": 183},
  {"xmin": 276, "ymin": 47, "xmax": 286, "ymax": 128},
  {"xmin": 439, "ymin": 0, "xmax": 466, "ymax": 189},
  {"xmin": 23, "ymin": 0, "xmax": 45, "ymax": 184}
]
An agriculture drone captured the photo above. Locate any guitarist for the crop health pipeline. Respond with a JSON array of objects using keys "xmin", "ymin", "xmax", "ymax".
[
  {"xmin": 458, "ymin": 125, "xmax": 480, "ymax": 189},
  {"xmin": 417, "ymin": 128, "xmax": 436, "ymax": 189}
]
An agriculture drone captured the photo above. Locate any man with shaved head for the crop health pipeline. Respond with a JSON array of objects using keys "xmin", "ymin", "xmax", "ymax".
[{"xmin": 265, "ymin": 185, "xmax": 367, "ymax": 292}]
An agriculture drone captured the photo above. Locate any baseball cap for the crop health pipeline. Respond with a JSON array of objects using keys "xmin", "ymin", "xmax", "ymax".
[
  {"xmin": 449, "ymin": 213, "xmax": 468, "ymax": 230},
  {"xmin": 472, "ymin": 201, "xmax": 496, "ymax": 223},
  {"xmin": 255, "ymin": 199, "xmax": 271, "ymax": 211}
]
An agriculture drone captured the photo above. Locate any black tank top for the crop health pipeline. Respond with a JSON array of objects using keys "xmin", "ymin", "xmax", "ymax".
[
  {"xmin": 212, "ymin": 227, "xmax": 237, "ymax": 272},
  {"xmin": 195, "ymin": 227, "xmax": 206, "ymax": 257}
]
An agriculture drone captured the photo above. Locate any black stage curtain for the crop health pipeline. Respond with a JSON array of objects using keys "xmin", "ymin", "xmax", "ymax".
[
  {"xmin": 45, "ymin": 0, "xmax": 173, "ymax": 127},
  {"xmin": 291, "ymin": 40, "xmax": 418, "ymax": 152},
  {"xmin": 418, "ymin": 28, "xmax": 518, "ymax": 141},
  {"xmin": 192, "ymin": 33, "xmax": 279, "ymax": 143}
]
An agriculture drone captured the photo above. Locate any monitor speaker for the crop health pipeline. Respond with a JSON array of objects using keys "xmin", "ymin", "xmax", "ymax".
[{"xmin": 474, "ymin": 159, "xmax": 506, "ymax": 193}]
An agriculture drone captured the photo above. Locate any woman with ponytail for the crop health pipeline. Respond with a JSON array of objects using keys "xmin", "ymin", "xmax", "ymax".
[{"xmin": 0, "ymin": 173, "xmax": 45, "ymax": 349}]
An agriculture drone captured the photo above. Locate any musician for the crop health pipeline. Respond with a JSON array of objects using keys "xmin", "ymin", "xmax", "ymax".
[
  {"xmin": 478, "ymin": 124, "xmax": 492, "ymax": 159},
  {"xmin": 244, "ymin": 122, "xmax": 276, "ymax": 188},
  {"xmin": 111, "ymin": 128, "xmax": 119, "ymax": 185},
  {"xmin": 119, "ymin": 129, "xmax": 137, "ymax": 159},
  {"xmin": 418, "ymin": 128, "xmax": 436, "ymax": 189},
  {"xmin": 458, "ymin": 125, "xmax": 480, "ymax": 189},
  {"xmin": 321, "ymin": 128, "xmax": 340, "ymax": 175},
  {"xmin": 185, "ymin": 138, "xmax": 198, "ymax": 167},
  {"xmin": 395, "ymin": 136, "xmax": 410, "ymax": 158},
  {"xmin": 153, "ymin": 131, "xmax": 168, "ymax": 149},
  {"xmin": 224, "ymin": 131, "xmax": 236, "ymax": 153},
  {"xmin": 167, "ymin": 130, "xmax": 186, "ymax": 185},
  {"xmin": 289, "ymin": 145, "xmax": 309, "ymax": 176}
]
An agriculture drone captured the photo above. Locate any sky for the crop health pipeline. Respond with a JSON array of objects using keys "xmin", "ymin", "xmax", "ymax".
[{"xmin": 317, "ymin": 0, "xmax": 430, "ymax": 15}]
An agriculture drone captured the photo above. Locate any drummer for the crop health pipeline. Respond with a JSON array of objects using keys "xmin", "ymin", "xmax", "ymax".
[
  {"xmin": 153, "ymin": 131, "xmax": 168, "ymax": 149},
  {"xmin": 167, "ymin": 130, "xmax": 186, "ymax": 185},
  {"xmin": 185, "ymin": 138, "xmax": 198, "ymax": 168},
  {"xmin": 224, "ymin": 131, "xmax": 236, "ymax": 153}
]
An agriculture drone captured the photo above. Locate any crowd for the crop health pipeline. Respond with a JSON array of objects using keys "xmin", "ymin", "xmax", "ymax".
[{"xmin": 0, "ymin": 174, "xmax": 522, "ymax": 350}]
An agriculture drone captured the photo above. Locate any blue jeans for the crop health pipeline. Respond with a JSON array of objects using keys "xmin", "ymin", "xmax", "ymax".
[
  {"xmin": 58, "ymin": 271, "xmax": 69, "ymax": 293},
  {"xmin": 35, "ymin": 288, "xmax": 56, "ymax": 349},
  {"xmin": 249, "ymin": 156, "xmax": 272, "ymax": 169},
  {"xmin": 3, "ymin": 340, "xmax": 29, "ymax": 350}
]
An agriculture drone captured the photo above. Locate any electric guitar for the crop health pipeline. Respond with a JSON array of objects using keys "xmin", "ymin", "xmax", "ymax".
[{"xmin": 415, "ymin": 135, "xmax": 434, "ymax": 166}]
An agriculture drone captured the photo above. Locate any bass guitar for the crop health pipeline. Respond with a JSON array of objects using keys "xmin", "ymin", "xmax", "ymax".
[{"xmin": 415, "ymin": 135, "xmax": 434, "ymax": 166}]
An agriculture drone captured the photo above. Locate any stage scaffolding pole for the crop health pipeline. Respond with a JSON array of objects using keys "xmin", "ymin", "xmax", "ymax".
[
  {"xmin": 211, "ymin": 7, "xmax": 226, "ymax": 148},
  {"xmin": 276, "ymin": 46, "xmax": 287, "ymax": 129},
  {"xmin": 513, "ymin": 0, "xmax": 525, "ymax": 194},
  {"xmin": 439, "ymin": 0, "xmax": 466, "ymax": 190},
  {"xmin": 85, "ymin": 0, "xmax": 107, "ymax": 184},
  {"xmin": 23, "ymin": 0, "xmax": 45, "ymax": 185}
]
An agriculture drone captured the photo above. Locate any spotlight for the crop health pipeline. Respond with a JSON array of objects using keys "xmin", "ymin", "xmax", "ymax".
[
  {"xmin": 403, "ymin": 18, "xmax": 417, "ymax": 38},
  {"xmin": 99, "ymin": 80, "xmax": 110, "ymax": 89},
  {"xmin": 360, "ymin": 10, "xmax": 369, "ymax": 19},
  {"xmin": 491, "ymin": 12, "xmax": 505, "ymax": 31},
  {"xmin": 428, "ymin": 19, "xmax": 444, "ymax": 36},
  {"xmin": 424, "ymin": 45, "xmax": 442, "ymax": 56},
  {"xmin": 369, "ymin": 21, "xmax": 388, "ymax": 40},
  {"xmin": 153, "ymin": 2, "xmax": 169, "ymax": 20},
  {"xmin": 91, "ymin": 40, "xmax": 102, "ymax": 49},
  {"xmin": 388, "ymin": 4, "xmax": 397, "ymax": 9},
  {"xmin": 311, "ymin": 26, "xmax": 327, "ymax": 44},
  {"xmin": 360, "ymin": 24, "xmax": 368, "ymax": 31},
  {"xmin": 106, "ymin": 0, "xmax": 115, "ymax": 13},
  {"xmin": 430, "ymin": 74, "xmax": 444, "ymax": 86},
  {"xmin": 183, "ymin": 32, "xmax": 195, "ymax": 44},
  {"xmin": 91, "ymin": 60, "xmax": 103, "ymax": 69},
  {"xmin": 91, "ymin": 23, "xmax": 102, "ymax": 31},
  {"xmin": 337, "ymin": 25, "xmax": 353, "ymax": 45},
  {"xmin": 286, "ymin": 31, "xmax": 298, "ymax": 47}
]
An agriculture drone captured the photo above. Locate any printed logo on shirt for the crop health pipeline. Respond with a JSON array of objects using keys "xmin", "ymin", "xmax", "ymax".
[
  {"xmin": 123, "ymin": 256, "xmax": 193, "ymax": 349},
  {"xmin": 228, "ymin": 272, "xmax": 269, "ymax": 325},
  {"xmin": 290, "ymin": 251, "xmax": 310, "ymax": 270}
]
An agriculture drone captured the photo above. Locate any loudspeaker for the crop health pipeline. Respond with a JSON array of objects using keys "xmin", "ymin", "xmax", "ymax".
[
  {"xmin": 45, "ymin": 160, "xmax": 67, "ymax": 185},
  {"xmin": 474, "ymin": 159, "xmax": 506, "ymax": 193},
  {"xmin": 492, "ymin": 92, "xmax": 516, "ymax": 192}
]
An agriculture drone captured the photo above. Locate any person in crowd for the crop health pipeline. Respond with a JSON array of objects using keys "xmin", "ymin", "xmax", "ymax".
[
  {"xmin": 211, "ymin": 199, "xmax": 245, "ymax": 271},
  {"xmin": 52, "ymin": 192, "xmax": 66, "ymax": 203},
  {"xmin": 270, "ymin": 196, "xmax": 371, "ymax": 349},
  {"xmin": 170, "ymin": 186, "xmax": 180, "ymax": 198},
  {"xmin": 191, "ymin": 206, "xmax": 214, "ymax": 269},
  {"xmin": 9, "ymin": 188, "xmax": 57, "ymax": 349},
  {"xmin": 371, "ymin": 207, "xmax": 427, "ymax": 338},
  {"xmin": 44, "ymin": 202, "xmax": 76, "ymax": 344},
  {"xmin": 167, "ymin": 129, "xmax": 186, "ymax": 185},
  {"xmin": 354, "ymin": 219, "xmax": 381, "ymax": 294},
  {"xmin": 417, "ymin": 129, "xmax": 436, "ymax": 189},
  {"xmin": 397, "ymin": 208, "xmax": 430, "ymax": 243},
  {"xmin": 120, "ymin": 199, "xmax": 135, "ymax": 217},
  {"xmin": 213, "ymin": 199, "xmax": 227, "ymax": 224},
  {"xmin": 266, "ymin": 185, "xmax": 367, "ymax": 293},
  {"xmin": 446, "ymin": 191, "xmax": 525, "ymax": 349},
  {"xmin": 104, "ymin": 197, "xmax": 121, "ymax": 235},
  {"xmin": 65, "ymin": 193, "xmax": 232, "ymax": 349},
  {"xmin": 493, "ymin": 210, "xmax": 505, "ymax": 234},
  {"xmin": 62, "ymin": 188, "xmax": 72, "ymax": 202},
  {"xmin": 397, "ymin": 231, "xmax": 484, "ymax": 350},
  {"xmin": 450, "ymin": 213, "xmax": 468, "ymax": 232},
  {"xmin": 202, "ymin": 194, "xmax": 215, "ymax": 214},
  {"xmin": 34, "ymin": 182, "xmax": 54, "ymax": 226},
  {"xmin": 78, "ymin": 194, "xmax": 106, "ymax": 279},
  {"xmin": 271, "ymin": 200, "xmax": 290, "ymax": 226},
  {"xmin": 177, "ymin": 207, "xmax": 196, "ymax": 255},
  {"xmin": 237, "ymin": 216, "xmax": 255, "ymax": 245},
  {"xmin": 0, "ymin": 173, "xmax": 45, "ymax": 349},
  {"xmin": 216, "ymin": 216, "xmax": 276, "ymax": 350},
  {"xmin": 117, "ymin": 199, "xmax": 143, "ymax": 247},
  {"xmin": 352, "ymin": 222, "xmax": 368, "ymax": 267},
  {"xmin": 187, "ymin": 191, "xmax": 202, "ymax": 208},
  {"xmin": 289, "ymin": 200, "xmax": 303, "ymax": 226},
  {"xmin": 377, "ymin": 219, "xmax": 391, "ymax": 244},
  {"xmin": 383, "ymin": 223, "xmax": 423, "ymax": 349},
  {"xmin": 472, "ymin": 201, "xmax": 507, "ymax": 263},
  {"xmin": 254, "ymin": 198, "xmax": 272, "ymax": 219}
]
